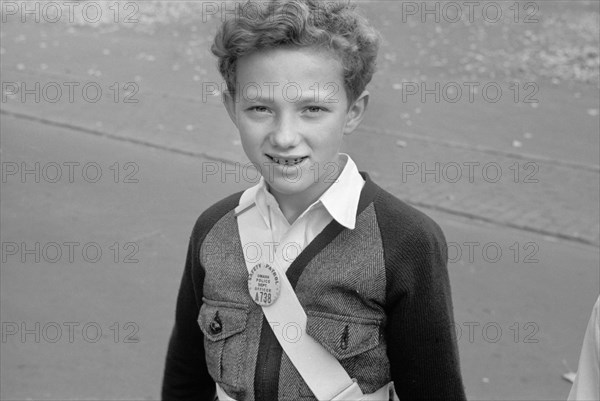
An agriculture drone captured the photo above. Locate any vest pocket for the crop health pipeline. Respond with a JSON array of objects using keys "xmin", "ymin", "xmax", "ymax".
[
  {"xmin": 298, "ymin": 311, "xmax": 385, "ymax": 398},
  {"xmin": 198, "ymin": 298, "xmax": 249, "ymax": 388},
  {"xmin": 305, "ymin": 310, "xmax": 381, "ymax": 360}
]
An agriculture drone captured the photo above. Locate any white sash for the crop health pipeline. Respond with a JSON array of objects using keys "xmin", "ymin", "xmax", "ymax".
[{"xmin": 223, "ymin": 188, "xmax": 393, "ymax": 400}]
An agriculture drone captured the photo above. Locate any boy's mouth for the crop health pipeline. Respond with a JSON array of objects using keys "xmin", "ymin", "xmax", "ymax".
[{"xmin": 266, "ymin": 154, "xmax": 308, "ymax": 166}]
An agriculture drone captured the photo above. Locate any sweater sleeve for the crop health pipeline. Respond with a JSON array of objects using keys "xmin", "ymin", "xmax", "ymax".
[
  {"xmin": 378, "ymin": 197, "xmax": 466, "ymax": 400},
  {"xmin": 162, "ymin": 227, "xmax": 216, "ymax": 400}
]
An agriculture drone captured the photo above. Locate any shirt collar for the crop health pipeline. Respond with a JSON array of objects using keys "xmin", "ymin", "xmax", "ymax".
[
  {"xmin": 318, "ymin": 154, "xmax": 365, "ymax": 229},
  {"xmin": 251, "ymin": 153, "xmax": 365, "ymax": 230}
]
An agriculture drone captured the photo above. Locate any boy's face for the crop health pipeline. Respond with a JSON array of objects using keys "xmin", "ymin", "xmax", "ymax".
[{"xmin": 224, "ymin": 47, "xmax": 368, "ymax": 207}]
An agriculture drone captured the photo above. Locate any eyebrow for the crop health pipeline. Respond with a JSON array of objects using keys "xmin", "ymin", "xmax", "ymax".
[{"xmin": 243, "ymin": 95, "xmax": 336, "ymax": 105}]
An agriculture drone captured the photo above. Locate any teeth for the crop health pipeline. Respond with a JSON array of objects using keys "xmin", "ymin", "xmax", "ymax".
[{"xmin": 271, "ymin": 156, "xmax": 305, "ymax": 165}]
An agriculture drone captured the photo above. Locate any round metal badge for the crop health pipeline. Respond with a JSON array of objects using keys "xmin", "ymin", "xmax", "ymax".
[{"xmin": 248, "ymin": 263, "xmax": 281, "ymax": 306}]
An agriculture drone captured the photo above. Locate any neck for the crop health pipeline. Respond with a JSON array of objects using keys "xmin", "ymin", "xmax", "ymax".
[
  {"xmin": 279, "ymin": 201, "xmax": 306, "ymax": 225},
  {"xmin": 271, "ymin": 187, "xmax": 321, "ymax": 225}
]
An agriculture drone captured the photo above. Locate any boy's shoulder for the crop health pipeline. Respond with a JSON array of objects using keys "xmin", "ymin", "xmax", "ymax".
[
  {"xmin": 189, "ymin": 190, "xmax": 244, "ymax": 241},
  {"xmin": 365, "ymin": 177, "xmax": 448, "ymax": 268}
]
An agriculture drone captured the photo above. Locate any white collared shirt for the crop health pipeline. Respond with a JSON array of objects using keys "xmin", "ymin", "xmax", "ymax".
[{"xmin": 252, "ymin": 153, "xmax": 365, "ymax": 269}]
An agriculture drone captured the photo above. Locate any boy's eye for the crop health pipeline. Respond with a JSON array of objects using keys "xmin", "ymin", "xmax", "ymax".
[
  {"xmin": 249, "ymin": 106, "xmax": 270, "ymax": 113},
  {"xmin": 306, "ymin": 106, "xmax": 325, "ymax": 113}
]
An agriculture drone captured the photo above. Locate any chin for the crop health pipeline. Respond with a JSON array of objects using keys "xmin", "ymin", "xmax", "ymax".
[{"xmin": 268, "ymin": 179, "xmax": 310, "ymax": 196}]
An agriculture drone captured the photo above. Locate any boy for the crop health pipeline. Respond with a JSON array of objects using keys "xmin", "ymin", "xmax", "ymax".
[{"xmin": 162, "ymin": 1, "xmax": 466, "ymax": 400}]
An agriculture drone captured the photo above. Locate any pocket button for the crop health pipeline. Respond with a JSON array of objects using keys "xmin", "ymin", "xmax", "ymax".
[{"xmin": 209, "ymin": 311, "xmax": 223, "ymax": 335}]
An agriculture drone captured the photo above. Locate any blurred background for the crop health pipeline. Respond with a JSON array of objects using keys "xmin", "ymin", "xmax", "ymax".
[{"xmin": 1, "ymin": 1, "xmax": 599, "ymax": 399}]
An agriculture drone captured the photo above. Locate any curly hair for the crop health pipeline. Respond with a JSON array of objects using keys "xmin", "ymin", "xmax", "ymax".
[{"xmin": 210, "ymin": 0, "xmax": 381, "ymax": 104}]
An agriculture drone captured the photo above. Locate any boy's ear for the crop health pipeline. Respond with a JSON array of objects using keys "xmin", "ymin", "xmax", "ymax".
[
  {"xmin": 223, "ymin": 90, "xmax": 238, "ymax": 127},
  {"xmin": 343, "ymin": 90, "xmax": 369, "ymax": 135}
]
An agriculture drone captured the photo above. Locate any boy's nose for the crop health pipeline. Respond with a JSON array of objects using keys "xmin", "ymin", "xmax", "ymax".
[{"xmin": 269, "ymin": 115, "xmax": 300, "ymax": 149}]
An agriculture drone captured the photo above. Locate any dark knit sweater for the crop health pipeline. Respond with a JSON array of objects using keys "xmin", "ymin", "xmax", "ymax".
[{"xmin": 162, "ymin": 172, "xmax": 466, "ymax": 401}]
